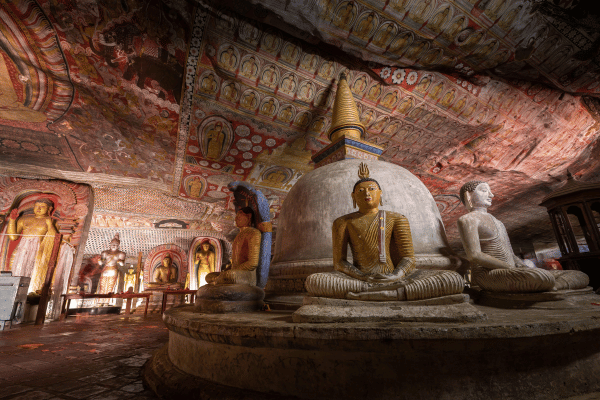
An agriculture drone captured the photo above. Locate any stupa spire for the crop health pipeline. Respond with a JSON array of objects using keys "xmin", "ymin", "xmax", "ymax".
[
  {"xmin": 311, "ymin": 71, "xmax": 383, "ymax": 168},
  {"xmin": 327, "ymin": 73, "xmax": 365, "ymax": 142}
]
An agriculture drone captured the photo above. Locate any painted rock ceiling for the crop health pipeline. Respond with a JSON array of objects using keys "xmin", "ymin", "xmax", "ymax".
[{"xmin": 1, "ymin": 0, "xmax": 600, "ymax": 249}]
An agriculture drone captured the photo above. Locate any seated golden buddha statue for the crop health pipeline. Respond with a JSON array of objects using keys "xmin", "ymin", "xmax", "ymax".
[
  {"xmin": 457, "ymin": 181, "xmax": 589, "ymax": 292},
  {"xmin": 305, "ymin": 163, "xmax": 465, "ymax": 301},
  {"xmin": 148, "ymin": 253, "xmax": 179, "ymax": 287},
  {"xmin": 206, "ymin": 207, "xmax": 261, "ymax": 286}
]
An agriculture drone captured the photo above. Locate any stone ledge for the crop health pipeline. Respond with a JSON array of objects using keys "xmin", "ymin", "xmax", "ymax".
[
  {"xmin": 303, "ymin": 293, "xmax": 469, "ymax": 306},
  {"xmin": 475, "ymin": 287, "xmax": 595, "ymax": 309},
  {"xmin": 149, "ymin": 301, "xmax": 600, "ymax": 400},
  {"xmin": 162, "ymin": 294, "xmax": 600, "ymax": 342},
  {"xmin": 291, "ymin": 294, "xmax": 485, "ymax": 323},
  {"xmin": 292, "ymin": 301, "xmax": 485, "ymax": 323}
]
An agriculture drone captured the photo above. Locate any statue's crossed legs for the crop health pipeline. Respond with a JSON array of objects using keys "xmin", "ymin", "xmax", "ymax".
[{"xmin": 306, "ymin": 269, "xmax": 464, "ymax": 301}]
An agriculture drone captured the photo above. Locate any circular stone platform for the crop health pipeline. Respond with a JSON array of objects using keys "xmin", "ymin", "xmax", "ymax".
[{"xmin": 144, "ymin": 294, "xmax": 600, "ymax": 400}]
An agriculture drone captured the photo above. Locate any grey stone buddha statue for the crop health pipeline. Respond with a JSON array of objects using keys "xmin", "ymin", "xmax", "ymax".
[{"xmin": 457, "ymin": 181, "xmax": 589, "ymax": 292}]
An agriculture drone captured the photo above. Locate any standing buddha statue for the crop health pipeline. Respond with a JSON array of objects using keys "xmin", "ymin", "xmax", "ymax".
[
  {"xmin": 7, "ymin": 199, "xmax": 58, "ymax": 293},
  {"xmin": 124, "ymin": 265, "xmax": 137, "ymax": 292},
  {"xmin": 97, "ymin": 234, "xmax": 126, "ymax": 294},
  {"xmin": 305, "ymin": 163, "xmax": 465, "ymax": 301},
  {"xmin": 194, "ymin": 240, "xmax": 215, "ymax": 287}
]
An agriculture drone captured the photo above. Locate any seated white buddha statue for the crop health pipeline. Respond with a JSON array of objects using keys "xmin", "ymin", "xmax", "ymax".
[
  {"xmin": 304, "ymin": 163, "xmax": 465, "ymax": 301},
  {"xmin": 457, "ymin": 181, "xmax": 589, "ymax": 292}
]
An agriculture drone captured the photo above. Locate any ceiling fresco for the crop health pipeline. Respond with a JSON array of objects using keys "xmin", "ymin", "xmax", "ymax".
[
  {"xmin": 211, "ymin": 0, "xmax": 600, "ymax": 96},
  {"xmin": 0, "ymin": 0, "xmax": 192, "ymax": 183},
  {"xmin": 1, "ymin": 0, "xmax": 600, "ymax": 249}
]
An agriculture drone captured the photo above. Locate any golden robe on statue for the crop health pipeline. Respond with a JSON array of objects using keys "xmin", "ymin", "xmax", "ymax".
[
  {"xmin": 306, "ymin": 210, "xmax": 464, "ymax": 301},
  {"xmin": 10, "ymin": 234, "xmax": 56, "ymax": 293},
  {"xmin": 7, "ymin": 200, "xmax": 58, "ymax": 293}
]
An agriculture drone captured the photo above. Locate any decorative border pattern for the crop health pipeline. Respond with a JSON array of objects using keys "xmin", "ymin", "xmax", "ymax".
[{"xmin": 173, "ymin": 5, "xmax": 210, "ymax": 195}]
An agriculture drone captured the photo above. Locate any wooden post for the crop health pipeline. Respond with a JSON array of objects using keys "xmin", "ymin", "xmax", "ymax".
[
  {"xmin": 135, "ymin": 252, "xmax": 143, "ymax": 292},
  {"xmin": 36, "ymin": 233, "xmax": 63, "ymax": 325}
]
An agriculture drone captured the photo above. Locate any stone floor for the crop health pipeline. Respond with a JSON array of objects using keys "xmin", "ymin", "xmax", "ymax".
[
  {"xmin": 0, "ymin": 313, "xmax": 167, "ymax": 400},
  {"xmin": 2, "ymin": 307, "xmax": 600, "ymax": 400}
]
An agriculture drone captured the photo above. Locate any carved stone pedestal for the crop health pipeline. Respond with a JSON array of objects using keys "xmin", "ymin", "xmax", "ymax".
[
  {"xmin": 471, "ymin": 286, "xmax": 594, "ymax": 309},
  {"xmin": 292, "ymin": 294, "xmax": 486, "ymax": 323},
  {"xmin": 145, "ymin": 293, "xmax": 600, "ymax": 400},
  {"xmin": 195, "ymin": 284, "xmax": 264, "ymax": 313}
]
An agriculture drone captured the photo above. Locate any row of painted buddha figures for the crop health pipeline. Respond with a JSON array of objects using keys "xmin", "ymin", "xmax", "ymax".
[{"xmin": 207, "ymin": 163, "xmax": 588, "ymax": 302}]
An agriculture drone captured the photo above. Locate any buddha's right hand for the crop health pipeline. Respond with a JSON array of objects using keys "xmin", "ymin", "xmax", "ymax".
[{"xmin": 9, "ymin": 209, "xmax": 18, "ymax": 220}]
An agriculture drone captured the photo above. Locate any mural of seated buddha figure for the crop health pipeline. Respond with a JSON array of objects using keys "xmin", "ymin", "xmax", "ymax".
[
  {"xmin": 457, "ymin": 181, "xmax": 589, "ymax": 293},
  {"xmin": 304, "ymin": 163, "xmax": 465, "ymax": 301}
]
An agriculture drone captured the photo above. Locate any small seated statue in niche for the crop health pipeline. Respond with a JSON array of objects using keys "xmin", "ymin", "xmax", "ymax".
[
  {"xmin": 305, "ymin": 163, "xmax": 465, "ymax": 301},
  {"xmin": 152, "ymin": 253, "xmax": 178, "ymax": 285},
  {"xmin": 457, "ymin": 181, "xmax": 589, "ymax": 292},
  {"xmin": 206, "ymin": 207, "xmax": 261, "ymax": 286}
]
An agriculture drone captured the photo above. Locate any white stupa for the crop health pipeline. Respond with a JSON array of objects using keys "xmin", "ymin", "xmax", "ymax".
[{"xmin": 266, "ymin": 73, "xmax": 460, "ymax": 296}]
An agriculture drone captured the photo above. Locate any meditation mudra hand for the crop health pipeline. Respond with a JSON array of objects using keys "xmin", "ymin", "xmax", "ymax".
[
  {"xmin": 457, "ymin": 181, "xmax": 589, "ymax": 292},
  {"xmin": 305, "ymin": 163, "xmax": 464, "ymax": 301}
]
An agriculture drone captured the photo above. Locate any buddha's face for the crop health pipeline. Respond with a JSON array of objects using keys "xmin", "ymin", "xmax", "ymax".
[
  {"xmin": 201, "ymin": 243, "xmax": 210, "ymax": 251},
  {"xmin": 33, "ymin": 202, "xmax": 51, "ymax": 217},
  {"xmin": 471, "ymin": 183, "xmax": 494, "ymax": 208},
  {"xmin": 162, "ymin": 257, "xmax": 172, "ymax": 267},
  {"xmin": 235, "ymin": 210, "xmax": 252, "ymax": 228},
  {"xmin": 352, "ymin": 181, "xmax": 381, "ymax": 209}
]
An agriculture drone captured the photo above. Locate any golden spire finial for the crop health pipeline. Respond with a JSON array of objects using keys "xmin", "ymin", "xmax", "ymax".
[
  {"xmin": 327, "ymin": 72, "xmax": 365, "ymax": 142},
  {"xmin": 358, "ymin": 162, "xmax": 370, "ymax": 180}
]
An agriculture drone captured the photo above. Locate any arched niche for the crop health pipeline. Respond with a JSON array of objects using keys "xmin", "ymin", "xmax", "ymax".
[
  {"xmin": 0, "ymin": 178, "xmax": 92, "ymax": 321},
  {"xmin": 143, "ymin": 244, "xmax": 187, "ymax": 285},
  {"xmin": 188, "ymin": 236, "xmax": 231, "ymax": 290}
]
